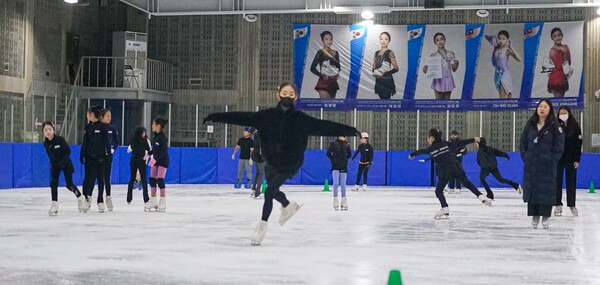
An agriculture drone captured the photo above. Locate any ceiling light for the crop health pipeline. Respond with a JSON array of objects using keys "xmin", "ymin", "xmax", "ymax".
[
  {"xmin": 476, "ymin": 9, "xmax": 489, "ymax": 18},
  {"xmin": 64, "ymin": 0, "xmax": 78, "ymax": 3},
  {"xmin": 361, "ymin": 10, "xmax": 374, "ymax": 20}
]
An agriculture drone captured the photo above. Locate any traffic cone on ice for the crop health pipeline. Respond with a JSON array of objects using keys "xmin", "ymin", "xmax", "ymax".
[
  {"xmin": 261, "ymin": 180, "xmax": 267, "ymax": 194},
  {"xmin": 323, "ymin": 179, "xmax": 330, "ymax": 192},
  {"xmin": 590, "ymin": 181, "xmax": 595, "ymax": 194},
  {"xmin": 387, "ymin": 270, "xmax": 403, "ymax": 285}
]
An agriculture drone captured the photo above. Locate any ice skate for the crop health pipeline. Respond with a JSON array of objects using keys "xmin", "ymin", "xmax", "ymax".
[
  {"xmin": 478, "ymin": 195, "xmax": 493, "ymax": 207},
  {"xmin": 81, "ymin": 196, "xmax": 91, "ymax": 213},
  {"xmin": 251, "ymin": 220, "xmax": 268, "ymax": 246},
  {"xmin": 554, "ymin": 205, "xmax": 562, "ymax": 216},
  {"xmin": 250, "ymin": 192, "xmax": 262, "ymax": 199},
  {"xmin": 137, "ymin": 181, "xmax": 142, "ymax": 191},
  {"xmin": 234, "ymin": 181, "xmax": 242, "ymax": 189},
  {"xmin": 542, "ymin": 216, "xmax": 550, "ymax": 229},
  {"xmin": 48, "ymin": 201, "xmax": 58, "ymax": 216},
  {"xmin": 133, "ymin": 181, "xmax": 140, "ymax": 190},
  {"xmin": 448, "ymin": 188, "xmax": 456, "ymax": 194},
  {"xmin": 106, "ymin": 196, "xmax": 113, "ymax": 212},
  {"xmin": 98, "ymin": 202, "xmax": 105, "ymax": 213},
  {"xmin": 340, "ymin": 197, "xmax": 348, "ymax": 211},
  {"xmin": 434, "ymin": 207, "xmax": 449, "ymax": 219},
  {"xmin": 145, "ymin": 196, "xmax": 158, "ymax": 212},
  {"xmin": 158, "ymin": 197, "xmax": 166, "ymax": 212},
  {"xmin": 362, "ymin": 184, "xmax": 367, "ymax": 192},
  {"xmin": 333, "ymin": 197, "xmax": 339, "ymax": 211},
  {"xmin": 244, "ymin": 180, "xmax": 252, "ymax": 189},
  {"xmin": 570, "ymin": 207, "xmax": 578, "ymax": 217},
  {"xmin": 532, "ymin": 216, "xmax": 540, "ymax": 229},
  {"xmin": 454, "ymin": 188, "xmax": 461, "ymax": 194},
  {"xmin": 77, "ymin": 195, "xmax": 86, "ymax": 213},
  {"xmin": 279, "ymin": 201, "xmax": 301, "ymax": 226},
  {"xmin": 351, "ymin": 185, "xmax": 360, "ymax": 192},
  {"xmin": 444, "ymin": 186, "xmax": 449, "ymax": 193}
]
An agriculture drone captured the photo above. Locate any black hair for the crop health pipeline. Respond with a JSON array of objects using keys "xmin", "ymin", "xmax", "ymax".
[
  {"xmin": 42, "ymin": 121, "xmax": 55, "ymax": 130},
  {"xmin": 153, "ymin": 116, "xmax": 168, "ymax": 131},
  {"xmin": 531, "ymin": 98, "xmax": 556, "ymax": 125},
  {"xmin": 498, "ymin": 30, "xmax": 509, "ymax": 39},
  {"xmin": 133, "ymin": 126, "xmax": 147, "ymax": 140},
  {"xmin": 557, "ymin": 105, "xmax": 581, "ymax": 136},
  {"xmin": 428, "ymin": 128, "xmax": 442, "ymax": 142},
  {"xmin": 433, "ymin": 32, "xmax": 446, "ymax": 42},
  {"xmin": 87, "ymin": 105, "xmax": 102, "ymax": 120},
  {"xmin": 550, "ymin": 27, "xmax": 562, "ymax": 38},
  {"xmin": 101, "ymin": 108, "xmax": 111, "ymax": 117},
  {"xmin": 320, "ymin": 31, "xmax": 333, "ymax": 41},
  {"xmin": 380, "ymin": 32, "xmax": 391, "ymax": 42},
  {"xmin": 278, "ymin": 82, "xmax": 298, "ymax": 94},
  {"xmin": 451, "ymin": 130, "xmax": 458, "ymax": 136}
]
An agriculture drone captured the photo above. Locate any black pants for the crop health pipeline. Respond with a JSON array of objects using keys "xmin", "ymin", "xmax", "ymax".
[
  {"xmin": 448, "ymin": 161, "xmax": 462, "ymax": 189},
  {"xmin": 102, "ymin": 155, "xmax": 113, "ymax": 197},
  {"xmin": 128, "ymin": 158, "xmax": 149, "ymax": 203},
  {"xmin": 556, "ymin": 159, "xmax": 577, "ymax": 207},
  {"xmin": 252, "ymin": 161, "xmax": 266, "ymax": 197},
  {"xmin": 435, "ymin": 165, "xmax": 483, "ymax": 208},
  {"xmin": 480, "ymin": 168, "xmax": 519, "ymax": 200},
  {"xmin": 50, "ymin": 163, "xmax": 81, "ymax": 201},
  {"xmin": 527, "ymin": 203, "xmax": 552, "ymax": 217},
  {"xmin": 355, "ymin": 163, "xmax": 371, "ymax": 185},
  {"xmin": 83, "ymin": 156, "xmax": 105, "ymax": 203},
  {"xmin": 261, "ymin": 165, "xmax": 291, "ymax": 221}
]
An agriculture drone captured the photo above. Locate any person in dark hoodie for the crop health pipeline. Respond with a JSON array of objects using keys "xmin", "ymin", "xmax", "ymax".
[
  {"xmin": 409, "ymin": 129, "xmax": 491, "ymax": 219},
  {"xmin": 555, "ymin": 105, "xmax": 582, "ymax": 217},
  {"xmin": 476, "ymin": 137, "xmax": 522, "ymax": 200},
  {"xmin": 327, "ymin": 136, "xmax": 352, "ymax": 211},
  {"xmin": 100, "ymin": 108, "xmax": 119, "ymax": 211},
  {"xmin": 146, "ymin": 116, "xmax": 170, "ymax": 212},
  {"xmin": 520, "ymin": 98, "xmax": 564, "ymax": 229},
  {"xmin": 43, "ymin": 121, "xmax": 86, "ymax": 216},
  {"xmin": 203, "ymin": 82, "xmax": 359, "ymax": 246},
  {"xmin": 80, "ymin": 105, "xmax": 111, "ymax": 213},
  {"xmin": 250, "ymin": 128, "xmax": 265, "ymax": 199},
  {"xmin": 351, "ymin": 132, "xmax": 373, "ymax": 192},
  {"xmin": 127, "ymin": 126, "xmax": 151, "ymax": 207},
  {"xmin": 447, "ymin": 130, "xmax": 467, "ymax": 194}
]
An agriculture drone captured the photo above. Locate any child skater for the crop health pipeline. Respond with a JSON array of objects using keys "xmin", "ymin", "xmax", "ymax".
[
  {"xmin": 250, "ymin": 128, "xmax": 265, "ymax": 199},
  {"xmin": 203, "ymin": 82, "xmax": 359, "ymax": 246},
  {"xmin": 447, "ymin": 130, "xmax": 467, "ymax": 194},
  {"xmin": 146, "ymin": 116, "xmax": 170, "ymax": 212},
  {"xmin": 127, "ymin": 126, "xmax": 150, "ymax": 207},
  {"xmin": 327, "ymin": 136, "xmax": 351, "ymax": 211},
  {"xmin": 43, "ymin": 121, "xmax": 86, "ymax": 216},
  {"xmin": 476, "ymin": 138, "xmax": 522, "ymax": 200},
  {"xmin": 100, "ymin": 108, "xmax": 119, "ymax": 211},
  {"xmin": 351, "ymin": 132, "xmax": 373, "ymax": 192},
  {"xmin": 409, "ymin": 129, "xmax": 492, "ymax": 219},
  {"xmin": 80, "ymin": 105, "xmax": 111, "ymax": 213}
]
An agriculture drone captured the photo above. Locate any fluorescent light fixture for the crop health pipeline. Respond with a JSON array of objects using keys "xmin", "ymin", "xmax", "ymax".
[
  {"xmin": 361, "ymin": 10, "xmax": 374, "ymax": 19},
  {"xmin": 64, "ymin": 0, "xmax": 78, "ymax": 3},
  {"xmin": 333, "ymin": 6, "xmax": 390, "ymax": 15}
]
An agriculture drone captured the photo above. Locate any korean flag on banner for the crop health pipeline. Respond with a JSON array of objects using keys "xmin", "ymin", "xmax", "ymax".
[
  {"xmin": 294, "ymin": 27, "xmax": 308, "ymax": 39},
  {"xmin": 524, "ymin": 25, "xmax": 540, "ymax": 39},
  {"xmin": 408, "ymin": 27, "xmax": 423, "ymax": 40},
  {"xmin": 351, "ymin": 27, "xmax": 365, "ymax": 39},
  {"xmin": 466, "ymin": 27, "xmax": 481, "ymax": 40}
]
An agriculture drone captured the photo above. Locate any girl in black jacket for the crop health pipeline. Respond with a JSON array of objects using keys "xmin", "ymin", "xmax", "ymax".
[
  {"xmin": 409, "ymin": 129, "xmax": 491, "ymax": 219},
  {"xmin": 147, "ymin": 116, "xmax": 170, "ymax": 212},
  {"xmin": 327, "ymin": 136, "xmax": 352, "ymax": 211},
  {"xmin": 476, "ymin": 138, "xmax": 521, "ymax": 200},
  {"xmin": 555, "ymin": 105, "xmax": 582, "ymax": 216},
  {"xmin": 351, "ymin": 132, "xmax": 373, "ymax": 192},
  {"xmin": 100, "ymin": 108, "xmax": 119, "ymax": 211},
  {"xmin": 250, "ymin": 129, "xmax": 265, "ymax": 199},
  {"xmin": 203, "ymin": 82, "xmax": 359, "ymax": 246},
  {"xmin": 127, "ymin": 126, "xmax": 151, "ymax": 206},
  {"xmin": 43, "ymin": 121, "xmax": 86, "ymax": 216}
]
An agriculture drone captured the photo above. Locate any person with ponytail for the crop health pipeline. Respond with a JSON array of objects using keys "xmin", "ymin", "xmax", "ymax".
[
  {"xmin": 100, "ymin": 108, "xmax": 119, "ymax": 211},
  {"xmin": 146, "ymin": 116, "xmax": 170, "ymax": 212}
]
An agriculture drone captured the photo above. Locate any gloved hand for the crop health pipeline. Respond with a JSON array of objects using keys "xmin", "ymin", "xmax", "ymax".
[
  {"xmin": 231, "ymin": 154, "xmax": 235, "ymax": 160},
  {"xmin": 202, "ymin": 115, "xmax": 213, "ymax": 124},
  {"xmin": 127, "ymin": 145, "xmax": 132, "ymax": 153},
  {"xmin": 111, "ymin": 149, "xmax": 115, "ymax": 154},
  {"xmin": 249, "ymin": 160, "xmax": 253, "ymax": 166}
]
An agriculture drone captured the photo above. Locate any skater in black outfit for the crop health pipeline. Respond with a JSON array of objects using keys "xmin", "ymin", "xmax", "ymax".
[
  {"xmin": 520, "ymin": 99, "xmax": 564, "ymax": 229},
  {"xmin": 476, "ymin": 137, "xmax": 521, "ymax": 200},
  {"xmin": 81, "ymin": 106, "xmax": 111, "ymax": 213},
  {"xmin": 250, "ymin": 128, "xmax": 266, "ymax": 199},
  {"xmin": 327, "ymin": 136, "xmax": 351, "ymax": 211},
  {"xmin": 554, "ymin": 105, "xmax": 582, "ymax": 217},
  {"xmin": 351, "ymin": 132, "xmax": 373, "ymax": 192},
  {"xmin": 447, "ymin": 130, "xmax": 466, "ymax": 194},
  {"xmin": 127, "ymin": 126, "xmax": 151, "ymax": 205},
  {"xmin": 203, "ymin": 82, "xmax": 359, "ymax": 245},
  {"xmin": 43, "ymin": 121, "xmax": 86, "ymax": 216},
  {"xmin": 100, "ymin": 108, "xmax": 119, "ymax": 211},
  {"xmin": 409, "ymin": 129, "xmax": 492, "ymax": 219}
]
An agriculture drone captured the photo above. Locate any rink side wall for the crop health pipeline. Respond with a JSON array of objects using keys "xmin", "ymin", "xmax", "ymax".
[{"xmin": 1, "ymin": 143, "xmax": 598, "ymax": 190}]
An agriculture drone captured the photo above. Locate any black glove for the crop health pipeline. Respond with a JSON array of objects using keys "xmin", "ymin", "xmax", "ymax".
[{"xmin": 202, "ymin": 115, "xmax": 213, "ymax": 125}]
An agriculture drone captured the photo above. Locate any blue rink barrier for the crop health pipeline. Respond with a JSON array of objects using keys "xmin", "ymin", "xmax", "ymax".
[{"xmin": 0, "ymin": 143, "xmax": 598, "ymax": 190}]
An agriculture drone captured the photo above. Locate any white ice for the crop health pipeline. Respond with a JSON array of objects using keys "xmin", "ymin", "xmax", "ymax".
[{"xmin": 1, "ymin": 185, "xmax": 600, "ymax": 285}]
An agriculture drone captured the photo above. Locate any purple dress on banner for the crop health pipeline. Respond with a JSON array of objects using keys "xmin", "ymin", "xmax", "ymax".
[
  {"xmin": 486, "ymin": 35, "xmax": 513, "ymax": 95},
  {"xmin": 430, "ymin": 50, "xmax": 456, "ymax": 93}
]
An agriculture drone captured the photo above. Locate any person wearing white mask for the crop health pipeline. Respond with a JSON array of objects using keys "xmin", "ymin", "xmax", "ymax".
[{"xmin": 554, "ymin": 105, "xmax": 582, "ymax": 217}]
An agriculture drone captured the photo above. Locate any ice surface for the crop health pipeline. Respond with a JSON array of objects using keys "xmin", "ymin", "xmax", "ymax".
[{"xmin": 1, "ymin": 185, "xmax": 600, "ymax": 285}]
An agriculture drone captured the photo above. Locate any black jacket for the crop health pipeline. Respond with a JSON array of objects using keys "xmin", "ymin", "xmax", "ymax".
[
  {"xmin": 130, "ymin": 135, "xmax": 150, "ymax": 162},
  {"xmin": 520, "ymin": 118, "xmax": 564, "ymax": 205},
  {"xmin": 559, "ymin": 120, "xmax": 582, "ymax": 163},
  {"xmin": 150, "ymin": 132, "xmax": 170, "ymax": 168},
  {"xmin": 410, "ymin": 138, "xmax": 475, "ymax": 171},
  {"xmin": 326, "ymin": 139, "xmax": 351, "ymax": 172},
  {"xmin": 81, "ymin": 121, "xmax": 111, "ymax": 162},
  {"xmin": 44, "ymin": 135, "xmax": 74, "ymax": 170},
  {"xmin": 204, "ymin": 103, "xmax": 359, "ymax": 176},
  {"xmin": 251, "ymin": 132, "xmax": 265, "ymax": 163},
  {"xmin": 352, "ymin": 143, "xmax": 374, "ymax": 164},
  {"xmin": 106, "ymin": 124, "xmax": 120, "ymax": 154},
  {"xmin": 449, "ymin": 137, "xmax": 467, "ymax": 163},
  {"xmin": 476, "ymin": 138, "xmax": 509, "ymax": 171}
]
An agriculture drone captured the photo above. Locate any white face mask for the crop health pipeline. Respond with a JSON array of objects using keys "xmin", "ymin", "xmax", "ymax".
[{"xmin": 559, "ymin": 114, "xmax": 569, "ymax": 122}]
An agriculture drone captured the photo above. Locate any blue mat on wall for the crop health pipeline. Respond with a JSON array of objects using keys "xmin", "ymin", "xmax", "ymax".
[
  {"xmin": 388, "ymin": 151, "xmax": 431, "ymax": 187},
  {"xmin": 180, "ymin": 148, "xmax": 218, "ymax": 184},
  {"xmin": 0, "ymin": 144, "xmax": 13, "ymax": 189}
]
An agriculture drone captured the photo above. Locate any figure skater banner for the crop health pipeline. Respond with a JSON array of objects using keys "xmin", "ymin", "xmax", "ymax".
[{"xmin": 292, "ymin": 22, "xmax": 583, "ymax": 111}]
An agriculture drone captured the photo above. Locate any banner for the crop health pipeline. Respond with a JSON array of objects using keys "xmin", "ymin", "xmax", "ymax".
[{"xmin": 293, "ymin": 22, "xmax": 584, "ymax": 111}]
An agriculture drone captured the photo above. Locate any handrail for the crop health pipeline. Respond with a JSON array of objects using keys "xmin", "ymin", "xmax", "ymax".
[{"xmin": 62, "ymin": 57, "xmax": 84, "ymax": 142}]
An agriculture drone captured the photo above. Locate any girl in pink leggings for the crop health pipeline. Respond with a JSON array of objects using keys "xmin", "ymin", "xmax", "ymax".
[{"xmin": 146, "ymin": 116, "xmax": 170, "ymax": 212}]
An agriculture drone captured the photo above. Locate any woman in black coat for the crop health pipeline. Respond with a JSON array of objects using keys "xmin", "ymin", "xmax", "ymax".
[
  {"xmin": 326, "ymin": 136, "xmax": 352, "ymax": 211},
  {"xmin": 554, "ymin": 105, "xmax": 582, "ymax": 217},
  {"xmin": 520, "ymin": 99, "xmax": 564, "ymax": 229}
]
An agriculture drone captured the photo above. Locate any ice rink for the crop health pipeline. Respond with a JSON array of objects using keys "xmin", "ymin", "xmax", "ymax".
[{"xmin": 1, "ymin": 185, "xmax": 599, "ymax": 285}]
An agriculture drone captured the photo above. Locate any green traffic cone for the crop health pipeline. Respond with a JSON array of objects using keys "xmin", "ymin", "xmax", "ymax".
[
  {"xmin": 323, "ymin": 179, "xmax": 330, "ymax": 192},
  {"xmin": 261, "ymin": 180, "xmax": 267, "ymax": 194},
  {"xmin": 590, "ymin": 181, "xmax": 595, "ymax": 194},
  {"xmin": 387, "ymin": 270, "xmax": 403, "ymax": 285}
]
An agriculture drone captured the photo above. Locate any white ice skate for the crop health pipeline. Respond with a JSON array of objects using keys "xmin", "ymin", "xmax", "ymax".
[
  {"xmin": 570, "ymin": 207, "xmax": 578, "ymax": 217},
  {"xmin": 333, "ymin": 197, "xmax": 339, "ymax": 211},
  {"xmin": 434, "ymin": 207, "xmax": 449, "ymax": 219},
  {"xmin": 516, "ymin": 185, "xmax": 523, "ymax": 195},
  {"xmin": 77, "ymin": 195, "xmax": 86, "ymax": 213},
  {"xmin": 351, "ymin": 185, "xmax": 360, "ymax": 192},
  {"xmin": 81, "ymin": 196, "xmax": 91, "ymax": 213},
  {"xmin": 98, "ymin": 202, "xmax": 105, "ymax": 213},
  {"xmin": 453, "ymin": 188, "xmax": 461, "ymax": 194},
  {"xmin": 542, "ymin": 216, "xmax": 550, "ymax": 229},
  {"xmin": 362, "ymin": 184, "xmax": 367, "ymax": 192},
  {"xmin": 49, "ymin": 201, "xmax": 58, "ymax": 216},
  {"xmin": 532, "ymin": 216, "xmax": 540, "ymax": 229},
  {"xmin": 250, "ymin": 192, "xmax": 263, "ymax": 199},
  {"xmin": 106, "ymin": 196, "xmax": 113, "ymax": 212},
  {"xmin": 158, "ymin": 197, "xmax": 166, "ymax": 212},
  {"xmin": 448, "ymin": 188, "xmax": 456, "ymax": 194},
  {"xmin": 478, "ymin": 195, "xmax": 493, "ymax": 207},
  {"xmin": 554, "ymin": 205, "xmax": 562, "ymax": 216},
  {"xmin": 279, "ymin": 201, "xmax": 301, "ymax": 226},
  {"xmin": 251, "ymin": 220, "xmax": 268, "ymax": 246},
  {"xmin": 145, "ymin": 196, "xmax": 158, "ymax": 212},
  {"xmin": 340, "ymin": 197, "xmax": 348, "ymax": 211}
]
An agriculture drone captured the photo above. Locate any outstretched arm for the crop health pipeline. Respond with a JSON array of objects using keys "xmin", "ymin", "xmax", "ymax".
[
  {"xmin": 493, "ymin": 148, "xmax": 509, "ymax": 158},
  {"xmin": 203, "ymin": 112, "xmax": 260, "ymax": 128},
  {"xmin": 453, "ymin": 138, "xmax": 476, "ymax": 148},
  {"xmin": 303, "ymin": 115, "xmax": 359, "ymax": 137},
  {"xmin": 409, "ymin": 146, "xmax": 432, "ymax": 158}
]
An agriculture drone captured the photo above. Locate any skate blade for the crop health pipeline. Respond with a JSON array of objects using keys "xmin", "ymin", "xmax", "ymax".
[
  {"xmin": 251, "ymin": 241, "xmax": 261, "ymax": 246},
  {"xmin": 554, "ymin": 212, "xmax": 562, "ymax": 216},
  {"xmin": 434, "ymin": 214, "xmax": 449, "ymax": 219},
  {"xmin": 49, "ymin": 212, "xmax": 57, "ymax": 216},
  {"xmin": 543, "ymin": 226, "xmax": 549, "ymax": 229},
  {"xmin": 533, "ymin": 225, "xmax": 538, "ymax": 229},
  {"xmin": 341, "ymin": 208, "xmax": 348, "ymax": 211},
  {"xmin": 279, "ymin": 204, "xmax": 302, "ymax": 226}
]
